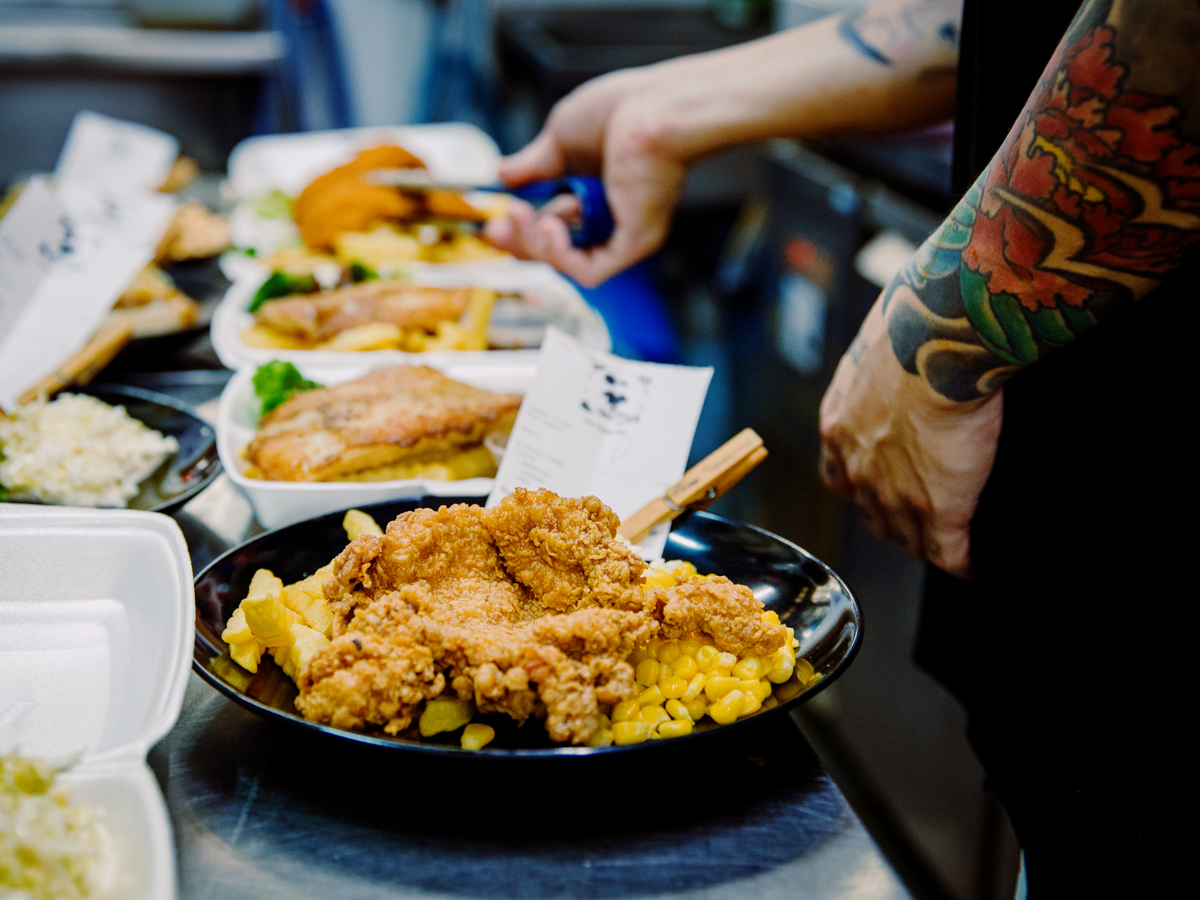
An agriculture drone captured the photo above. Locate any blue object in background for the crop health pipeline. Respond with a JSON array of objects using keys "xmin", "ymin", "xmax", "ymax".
[
  {"xmin": 573, "ymin": 260, "xmax": 680, "ymax": 364},
  {"xmin": 259, "ymin": 0, "xmax": 353, "ymax": 133}
]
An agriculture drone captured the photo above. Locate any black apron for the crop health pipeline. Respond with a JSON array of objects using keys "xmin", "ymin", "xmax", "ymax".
[{"xmin": 916, "ymin": 0, "xmax": 1193, "ymax": 892}]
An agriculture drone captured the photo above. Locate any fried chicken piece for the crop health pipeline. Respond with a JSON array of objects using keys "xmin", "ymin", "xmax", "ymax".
[
  {"xmin": 649, "ymin": 575, "xmax": 788, "ymax": 658},
  {"xmin": 483, "ymin": 488, "xmax": 648, "ymax": 612},
  {"xmin": 298, "ymin": 490, "xmax": 781, "ymax": 745},
  {"xmin": 296, "ymin": 599, "xmax": 445, "ymax": 735}
]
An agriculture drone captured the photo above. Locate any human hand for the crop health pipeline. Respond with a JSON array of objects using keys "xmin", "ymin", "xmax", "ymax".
[
  {"xmin": 818, "ymin": 294, "xmax": 1003, "ymax": 577},
  {"xmin": 484, "ymin": 69, "xmax": 688, "ymax": 287}
]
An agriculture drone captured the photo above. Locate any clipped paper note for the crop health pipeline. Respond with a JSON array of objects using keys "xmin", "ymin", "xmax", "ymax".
[
  {"xmin": 488, "ymin": 328, "xmax": 712, "ymax": 558},
  {"xmin": 0, "ymin": 178, "xmax": 175, "ymax": 410},
  {"xmin": 54, "ymin": 110, "xmax": 179, "ymax": 191}
]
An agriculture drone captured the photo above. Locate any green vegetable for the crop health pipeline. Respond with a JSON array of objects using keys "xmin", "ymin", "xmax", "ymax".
[
  {"xmin": 348, "ymin": 261, "xmax": 378, "ymax": 282},
  {"xmin": 253, "ymin": 361, "xmax": 323, "ymax": 416},
  {"xmin": 247, "ymin": 271, "xmax": 318, "ymax": 313},
  {"xmin": 254, "ymin": 189, "xmax": 295, "ymax": 220}
]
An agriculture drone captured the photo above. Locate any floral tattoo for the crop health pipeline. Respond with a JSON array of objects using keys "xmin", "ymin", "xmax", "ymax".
[{"xmin": 882, "ymin": 0, "xmax": 1200, "ymax": 401}]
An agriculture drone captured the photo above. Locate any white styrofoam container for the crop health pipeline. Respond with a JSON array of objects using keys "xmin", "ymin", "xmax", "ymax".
[
  {"xmin": 0, "ymin": 505, "xmax": 193, "ymax": 900},
  {"xmin": 211, "ymin": 256, "xmax": 610, "ymax": 372},
  {"xmin": 218, "ymin": 360, "xmax": 533, "ymax": 530}
]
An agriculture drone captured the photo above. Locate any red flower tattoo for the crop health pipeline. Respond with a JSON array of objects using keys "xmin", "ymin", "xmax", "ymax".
[{"xmin": 965, "ymin": 25, "xmax": 1200, "ymax": 311}]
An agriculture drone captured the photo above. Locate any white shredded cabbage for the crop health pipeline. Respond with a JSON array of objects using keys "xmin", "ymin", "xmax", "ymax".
[
  {"xmin": 0, "ymin": 393, "xmax": 178, "ymax": 508},
  {"xmin": 0, "ymin": 754, "xmax": 117, "ymax": 900}
]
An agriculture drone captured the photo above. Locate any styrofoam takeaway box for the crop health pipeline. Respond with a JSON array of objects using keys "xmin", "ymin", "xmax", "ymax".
[
  {"xmin": 218, "ymin": 360, "xmax": 533, "ymax": 530},
  {"xmin": 0, "ymin": 505, "xmax": 193, "ymax": 899}
]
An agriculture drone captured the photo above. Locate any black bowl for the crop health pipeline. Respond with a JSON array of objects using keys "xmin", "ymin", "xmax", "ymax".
[
  {"xmin": 1, "ymin": 383, "xmax": 221, "ymax": 514},
  {"xmin": 192, "ymin": 498, "xmax": 861, "ymax": 757}
]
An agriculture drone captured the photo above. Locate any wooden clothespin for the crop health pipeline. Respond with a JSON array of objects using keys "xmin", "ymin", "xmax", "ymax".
[
  {"xmin": 16, "ymin": 321, "xmax": 133, "ymax": 406},
  {"xmin": 618, "ymin": 428, "xmax": 768, "ymax": 545}
]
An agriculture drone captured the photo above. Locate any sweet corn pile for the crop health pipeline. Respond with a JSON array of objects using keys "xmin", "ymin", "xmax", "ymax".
[
  {"xmin": 583, "ymin": 561, "xmax": 812, "ymax": 747},
  {"xmin": 220, "ymin": 518, "xmax": 815, "ymax": 752}
]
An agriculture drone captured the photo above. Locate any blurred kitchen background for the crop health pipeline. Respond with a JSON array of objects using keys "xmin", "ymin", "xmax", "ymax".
[{"xmin": 0, "ymin": 1, "xmax": 1017, "ymax": 897}]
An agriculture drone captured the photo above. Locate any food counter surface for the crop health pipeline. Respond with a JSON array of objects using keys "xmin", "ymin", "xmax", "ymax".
[{"xmin": 147, "ymin": 373, "xmax": 910, "ymax": 900}]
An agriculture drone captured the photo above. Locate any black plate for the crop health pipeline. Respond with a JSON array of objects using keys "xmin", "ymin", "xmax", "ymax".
[
  {"xmin": 124, "ymin": 256, "xmax": 230, "ymax": 355},
  {"xmin": 192, "ymin": 499, "xmax": 861, "ymax": 757},
  {"xmin": 4, "ymin": 384, "xmax": 221, "ymax": 514}
]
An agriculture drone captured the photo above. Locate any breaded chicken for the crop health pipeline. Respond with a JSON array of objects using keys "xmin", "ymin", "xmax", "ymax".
[
  {"xmin": 254, "ymin": 281, "xmax": 470, "ymax": 342},
  {"xmin": 296, "ymin": 490, "xmax": 785, "ymax": 744},
  {"xmin": 246, "ymin": 366, "xmax": 520, "ymax": 482}
]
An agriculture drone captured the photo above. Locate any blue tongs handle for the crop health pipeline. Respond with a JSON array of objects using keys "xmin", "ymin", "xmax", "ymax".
[{"xmin": 510, "ymin": 176, "xmax": 614, "ymax": 249}]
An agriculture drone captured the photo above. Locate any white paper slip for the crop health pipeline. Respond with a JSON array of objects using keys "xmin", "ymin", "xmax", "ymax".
[
  {"xmin": 0, "ymin": 180, "xmax": 169, "ymax": 410},
  {"xmin": 488, "ymin": 328, "xmax": 712, "ymax": 559},
  {"xmin": 0, "ymin": 178, "xmax": 70, "ymax": 341},
  {"xmin": 54, "ymin": 110, "xmax": 179, "ymax": 191}
]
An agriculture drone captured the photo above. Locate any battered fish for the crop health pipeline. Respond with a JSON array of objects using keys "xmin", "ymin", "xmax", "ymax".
[
  {"xmin": 246, "ymin": 366, "xmax": 520, "ymax": 482},
  {"xmin": 254, "ymin": 280, "xmax": 471, "ymax": 343}
]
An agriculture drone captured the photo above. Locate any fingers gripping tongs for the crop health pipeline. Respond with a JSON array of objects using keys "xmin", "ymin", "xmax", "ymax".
[{"xmin": 369, "ymin": 169, "xmax": 615, "ymax": 248}]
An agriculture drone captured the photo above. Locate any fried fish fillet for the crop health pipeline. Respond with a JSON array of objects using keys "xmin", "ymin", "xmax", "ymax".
[
  {"xmin": 254, "ymin": 280, "xmax": 471, "ymax": 342},
  {"xmin": 246, "ymin": 366, "xmax": 521, "ymax": 482}
]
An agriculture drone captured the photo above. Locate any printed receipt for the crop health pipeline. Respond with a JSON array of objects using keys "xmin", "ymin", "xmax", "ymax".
[{"xmin": 488, "ymin": 328, "xmax": 712, "ymax": 559}]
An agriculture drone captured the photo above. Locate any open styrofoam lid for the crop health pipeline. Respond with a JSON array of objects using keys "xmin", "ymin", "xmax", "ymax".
[{"xmin": 0, "ymin": 505, "xmax": 194, "ymax": 765}]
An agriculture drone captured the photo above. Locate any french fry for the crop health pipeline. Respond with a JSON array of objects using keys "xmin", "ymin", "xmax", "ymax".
[
  {"xmin": 343, "ymin": 509, "xmax": 383, "ymax": 539},
  {"xmin": 317, "ymin": 322, "xmax": 403, "ymax": 352},
  {"xmin": 241, "ymin": 569, "xmax": 299, "ymax": 648},
  {"xmin": 281, "ymin": 564, "xmax": 336, "ymax": 638},
  {"xmin": 230, "ymin": 638, "xmax": 264, "ymax": 673},
  {"xmin": 283, "ymin": 623, "xmax": 330, "ymax": 678},
  {"xmin": 221, "ymin": 607, "xmax": 254, "ymax": 644}
]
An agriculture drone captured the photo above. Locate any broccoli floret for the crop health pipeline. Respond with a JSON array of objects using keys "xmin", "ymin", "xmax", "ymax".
[
  {"xmin": 247, "ymin": 271, "xmax": 318, "ymax": 313},
  {"xmin": 252, "ymin": 361, "xmax": 323, "ymax": 416}
]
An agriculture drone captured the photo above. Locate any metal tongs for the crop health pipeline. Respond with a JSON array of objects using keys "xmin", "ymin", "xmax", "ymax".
[
  {"xmin": 618, "ymin": 429, "xmax": 768, "ymax": 544},
  {"xmin": 368, "ymin": 168, "xmax": 615, "ymax": 249}
]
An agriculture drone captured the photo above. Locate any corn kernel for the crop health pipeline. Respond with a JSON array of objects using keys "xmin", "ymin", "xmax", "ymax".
[
  {"xmin": 637, "ymin": 705, "xmax": 670, "ymax": 729},
  {"xmin": 681, "ymin": 673, "xmax": 707, "ymax": 702},
  {"xmin": 704, "ymin": 675, "xmax": 740, "ymax": 702},
  {"xmin": 658, "ymin": 662, "xmax": 674, "ymax": 679},
  {"xmin": 657, "ymin": 641, "xmax": 681, "ymax": 665},
  {"xmin": 419, "ymin": 697, "xmax": 474, "ymax": 737},
  {"xmin": 597, "ymin": 714, "xmax": 611, "ymax": 729},
  {"xmin": 665, "ymin": 699, "xmax": 693, "ymax": 722},
  {"xmin": 636, "ymin": 685, "xmax": 665, "ymax": 707},
  {"xmin": 709, "ymin": 690, "xmax": 745, "ymax": 724},
  {"xmin": 739, "ymin": 692, "xmax": 762, "ymax": 716},
  {"xmin": 628, "ymin": 647, "xmax": 649, "ymax": 666},
  {"xmin": 767, "ymin": 662, "xmax": 795, "ymax": 684},
  {"xmin": 761, "ymin": 610, "xmax": 781, "ymax": 626},
  {"xmin": 714, "ymin": 652, "xmax": 737, "ymax": 670},
  {"xmin": 796, "ymin": 658, "xmax": 815, "ymax": 682},
  {"xmin": 460, "ymin": 723, "xmax": 495, "ymax": 750},
  {"xmin": 587, "ymin": 729, "xmax": 614, "ymax": 748},
  {"xmin": 761, "ymin": 696, "xmax": 779, "ymax": 711},
  {"xmin": 613, "ymin": 721, "xmax": 652, "ymax": 745},
  {"xmin": 684, "ymin": 697, "xmax": 709, "ymax": 720},
  {"xmin": 679, "ymin": 640, "xmax": 702, "ymax": 657},
  {"xmin": 710, "ymin": 666, "xmax": 732, "ymax": 679},
  {"xmin": 670, "ymin": 655, "xmax": 698, "ymax": 680},
  {"xmin": 646, "ymin": 638, "xmax": 665, "ymax": 660},
  {"xmin": 643, "ymin": 569, "xmax": 675, "ymax": 589},
  {"xmin": 746, "ymin": 679, "xmax": 773, "ymax": 701},
  {"xmin": 635, "ymin": 658, "xmax": 661, "ymax": 686},
  {"xmin": 733, "ymin": 657, "xmax": 768, "ymax": 680},
  {"xmin": 613, "ymin": 699, "xmax": 640, "ymax": 722},
  {"xmin": 660, "ymin": 676, "xmax": 687, "ymax": 700},
  {"xmin": 696, "ymin": 645, "xmax": 720, "ymax": 671},
  {"xmin": 675, "ymin": 561, "xmax": 698, "ymax": 577},
  {"xmin": 657, "ymin": 720, "xmax": 694, "ymax": 739}
]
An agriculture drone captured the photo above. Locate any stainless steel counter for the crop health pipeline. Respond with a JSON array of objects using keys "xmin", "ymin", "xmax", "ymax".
[{"xmin": 155, "ymin": 381, "xmax": 911, "ymax": 900}]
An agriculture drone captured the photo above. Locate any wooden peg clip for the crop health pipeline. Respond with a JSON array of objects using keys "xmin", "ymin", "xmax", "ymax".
[{"xmin": 618, "ymin": 428, "xmax": 768, "ymax": 545}]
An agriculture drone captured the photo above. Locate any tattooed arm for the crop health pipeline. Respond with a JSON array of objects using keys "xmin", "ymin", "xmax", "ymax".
[
  {"xmin": 820, "ymin": 0, "xmax": 1200, "ymax": 574},
  {"xmin": 487, "ymin": 0, "xmax": 964, "ymax": 286}
]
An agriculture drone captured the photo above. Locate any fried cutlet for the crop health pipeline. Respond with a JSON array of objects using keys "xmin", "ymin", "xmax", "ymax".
[
  {"xmin": 246, "ymin": 366, "xmax": 520, "ymax": 482},
  {"xmin": 254, "ymin": 280, "xmax": 471, "ymax": 342},
  {"xmin": 296, "ymin": 489, "xmax": 787, "ymax": 744}
]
